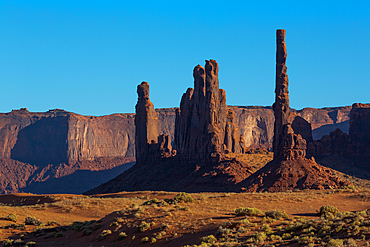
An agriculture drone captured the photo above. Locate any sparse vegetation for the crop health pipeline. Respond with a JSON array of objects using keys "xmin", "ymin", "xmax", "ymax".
[{"xmin": 1, "ymin": 185, "xmax": 370, "ymax": 246}]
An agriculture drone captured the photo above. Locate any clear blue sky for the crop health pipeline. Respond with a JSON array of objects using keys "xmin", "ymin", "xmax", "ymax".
[{"xmin": 1, "ymin": 1, "xmax": 369, "ymax": 116}]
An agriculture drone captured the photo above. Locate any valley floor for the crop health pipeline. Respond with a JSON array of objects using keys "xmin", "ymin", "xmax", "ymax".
[{"xmin": 1, "ymin": 189, "xmax": 370, "ymax": 246}]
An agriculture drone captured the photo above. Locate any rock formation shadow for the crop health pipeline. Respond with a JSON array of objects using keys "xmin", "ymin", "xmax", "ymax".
[
  {"xmin": 21, "ymin": 162, "xmax": 135, "ymax": 194},
  {"xmin": 11, "ymin": 116, "xmax": 69, "ymax": 166},
  {"xmin": 312, "ymin": 120, "xmax": 349, "ymax": 140}
]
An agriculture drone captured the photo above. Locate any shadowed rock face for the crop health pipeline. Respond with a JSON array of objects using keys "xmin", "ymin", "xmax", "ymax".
[
  {"xmin": 307, "ymin": 103, "xmax": 370, "ymax": 158},
  {"xmin": 348, "ymin": 103, "xmax": 370, "ymax": 156}
]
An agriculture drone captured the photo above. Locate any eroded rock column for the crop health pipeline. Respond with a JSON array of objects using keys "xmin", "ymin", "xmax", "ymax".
[
  {"xmin": 273, "ymin": 30, "xmax": 306, "ymax": 160},
  {"xmin": 135, "ymin": 81, "xmax": 159, "ymax": 164}
]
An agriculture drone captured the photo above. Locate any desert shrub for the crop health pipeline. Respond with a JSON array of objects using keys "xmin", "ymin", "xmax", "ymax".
[
  {"xmin": 25, "ymin": 217, "xmax": 43, "ymax": 226},
  {"xmin": 2, "ymin": 239, "xmax": 13, "ymax": 247},
  {"xmin": 151, "ymin": 237, "xmax": 157, "ymax": 243},
  {"xmin": 255, "ymin": 232, "xmax": 267, "ymax": 243},
  {"xmin": 335, "ymin": 225, "xmax": 343, "ymax": 232},
  {"xmin": 240, "ymin": 218, "xmax": 250, "ymax": 225},
  {"xmin": 318, "ymin": 224, "xmax": 331, "ymax": 235},
  {"xmin": 265, "ymin": 209, "xmax": 289, "ymax": 219},
  {"xmin": 98, "ymin": 230, "xmax": 112, "ymax": 241},
  {"xmin": 285, "ymin": 222, "xmax": 303, "ymax": 232},
  {"xmin": 55, "ymin": 232, "xmax": 64, "ymax": 238},
  {"xmin": 270, "ymin": 234, "xmax": 282, "ymax": 241},
  {"xmin": 299, "ymin": 235, "xmax": 314, "ymax": 244},
  {"xmin": 199, "ymin": 235, "xmax": 217, "ymax": 243},
  {"xmin": 319, "ymin": 205, "xmax": 339, "ymax": 217},
  {"xmin": 282, "ymin": 233, "xmax": 292, "ymax": 240},
  {"xmin": 327, "ymin": 239, "xmax": 344, "ymax": 247},
  {"xmin": 7, "ymin": 214, "xmax": 17, "ymax": 222},
  {"xmin": 345, "ymin": 238, "xmax": 357, "ymax": 246},
  {"xmin": 141, "ymin": 237, "xmax": 149, "ymax": 243},
  {"xmin": 25, "ymin": 242, "xmax": 37, "ymax": 247},
  {"xmin": 138, "ymin": 221, "xmax": 151, "ymax": 232},
  {"xmin": 34, "ymin": 224, "xmax": 45, "ymax": 232},
  {"xmin": 260, "ymin": 223, "xmax": 270, "ymax": 230},
  {"xmin": 93, "ymin": 223, "xmax": 102, "ymax": 231},
  {"xmin": 142, "ymin": 198, "xmax": 159, "ymax": 205},
  {"xmin": 46, "ymin": 220, "xmax": 60, "ymax": 226},
  {"xmin": 82, "ymin": 229, "xmax": 93, "ymax": 236},
  {"xmin": 175, "ymin": 205, "xmax": 190, "ymax": 211},
  {"xmin": 115, "ymin": 217, "xmax": 124, "ymax": 223},
  {"xmin": 174, "ymin": 192, "xmax": 194, "ymax": 203},
  {"xmin": 341, "ymin": 185, "xmax": 357, "ymax": 190},
  {"xmin": 235, "ymin": 207, "xmax": 264, "ymax": 216},
  {"xmin": 118, "ymin": 232, "xmax": 127, "ymax": 240}
]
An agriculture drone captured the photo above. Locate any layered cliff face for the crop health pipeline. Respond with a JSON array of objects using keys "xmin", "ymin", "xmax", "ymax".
[
  {"xmin": 307, "ymin": 103, "xmax": 370, "ymax": 158},
  {"xmin": 0, "ymin": 109, "xmax": 136, "ymax": 194},
  {"xmin": 228, "ymin": 106, "xmax": 350, "ymax": 151}
]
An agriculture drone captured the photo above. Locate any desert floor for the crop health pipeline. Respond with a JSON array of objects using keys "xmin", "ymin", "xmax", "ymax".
[{"xmin": 1, "ymin": 153, "xmax": 370, "ymax": 246}]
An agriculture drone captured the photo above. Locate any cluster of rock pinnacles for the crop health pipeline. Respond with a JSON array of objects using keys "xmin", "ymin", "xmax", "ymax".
[
  {"xmin": 135, "ymin": 59, "xmax": 245, "ymax": 166},
  {"xmin": 134, "ymin": 29, "xmax": 348, "ymax": 191}
]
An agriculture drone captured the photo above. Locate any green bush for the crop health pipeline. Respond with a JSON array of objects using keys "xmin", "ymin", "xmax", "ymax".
[
  {"xmin": 235, "ymin": 207, "xmax": 264, "ymax": 216},
  {"xmin": 255, "ymin": 232, "xmax": 267, "ymax": 243},
  {"xmin": 138, "ymin": 221, "xmax": 151, "ymax": 232},
  {"xmin": 118, "ymin": 232, "xmax": 127, "ymax": 240},
  {"xmin": 199, "ymin": 235, "xmax": 217, "ymax": 243},
  {"xmin": 265, "ymin": 210, "xmax": 289, "ymax": 219},
  {"xmin": 174, "ymin": 192, "xmax": 194, "ymax": 203},
  {"xmin": 319, "ymin": 205, "xmax": 339, "ymax": 217},
  {"xmin": 142, "ymin": 198, "xmax": 159, "ymax": 205},
  {"xmin": 7, "ymin": 214, "xmax": 17, "ymax": 222},
  {"xmin": 327, "ymin": 239, "xmax": 344, "ymax": 247},
  {"xmin": 141, "ymin": 237, "xmax": 149, "ymax": 243}
]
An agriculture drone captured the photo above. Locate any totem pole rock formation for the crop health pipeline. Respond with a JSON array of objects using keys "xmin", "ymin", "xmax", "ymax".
[
  {"xmin": 240, "ymin": 29, "xmax": 348, "ymax": 192},
  {"xmin": 174, "ymin": 60, "xmax": 243, "ymax": 163},
  {"xmin": 273, "ymin": 29, "xmax": 307, "ymax": 161}
]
